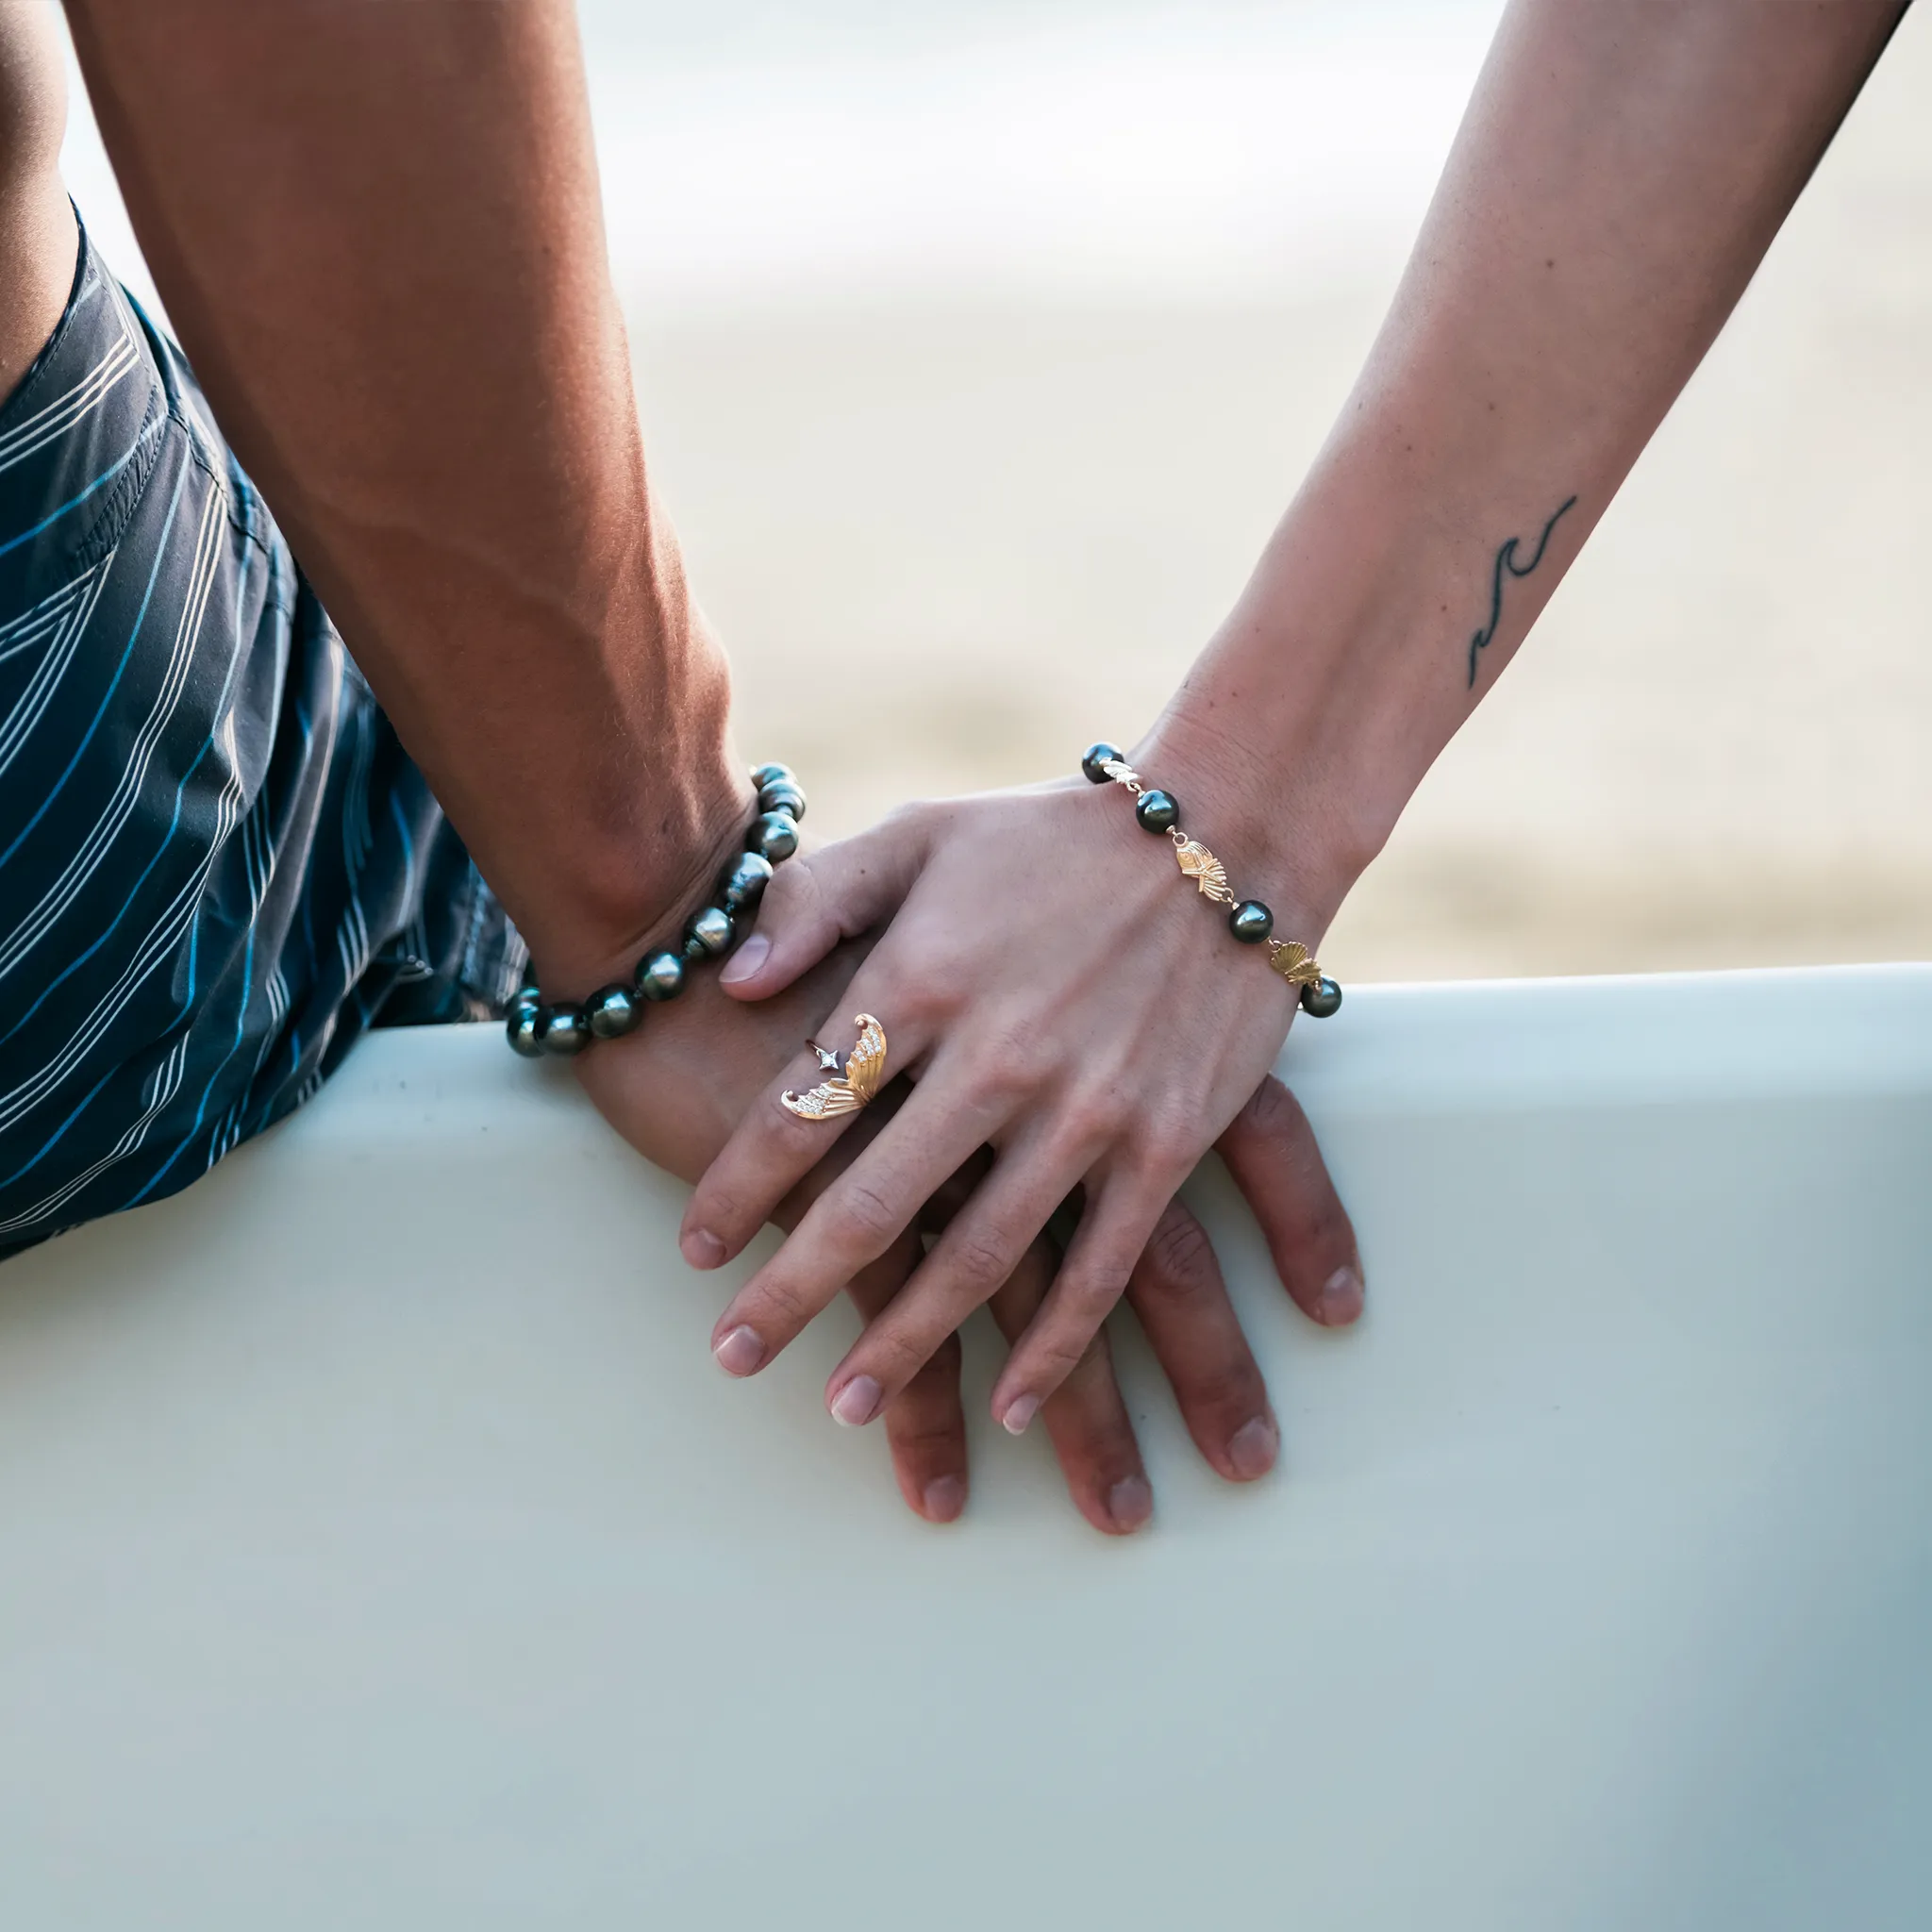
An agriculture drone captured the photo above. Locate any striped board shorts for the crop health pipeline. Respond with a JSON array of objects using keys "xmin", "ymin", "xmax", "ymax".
[{"xmin": 0, "ymin": 218, "xmax": 526, "ymax": 1260}]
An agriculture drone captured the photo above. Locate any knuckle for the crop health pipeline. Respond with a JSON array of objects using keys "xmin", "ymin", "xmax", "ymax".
[
  {"xmin": 698, "ymin": 1183, "xmax": 749, "ymax": 1233},
  {"xmin": 760, "ymin": 861, "xmax": 831, "ymax": 950},
  {"xmin": 1131, "ymin": 1118, "xmax": 1196, "ymax": 1185},
  {"xmin": 1182, "ymin": 1361, "xmax": 1261, "ymax": 1424},
  {"xmin": 970, "ymin": 1055, "xmax": 1025, "ymax": 1111},
  {"xmin": 1028, "ymin": 1329, "xmax": 1099, "ymax": 1390},
  {"xmin": 1056, "ymin": 1085, "xmax": 1124, "ymax": 1154},
  {"xmin": 1288, "ymin": 1196, "xmax": 1354, "ymax": 1264},
  {"xmin": 1058, "ymin": 1103, "xmax": 1110, "ymax": 1152},
  {"xmin": 915, "ymin": 1328, "xmax": 965, "ymax": 1380},
  {"xmin": 1060, "ymin": 1265, "xmax": 1128, "ymax": 1326},
  {"xmin": 761, "ymin": 856, "xmax": 810, "ymax": 913},
  {"xmin": 885, "ymin": 1405, "xmax": 959, "ymax": 1456},
  {"xmin": 945, "ymin": 1224, "xmax": 1019, "ymax": 1297},
  {"xmin": 752, "ymin": 1273, "xmax": 816, "ymax": 1334},
  {"xmin": 872, "ymin": 1326, "xmax": 943, "ymax": 1388},
  {"xmin": 1138, "ymin": 1204, "xmax": 1216, "ymax": 1299},
  {"xmin": 1138, "ymin": 1099, "xmax": 1202, "ymax": 1168},
  {"xmin": 829, "ymin": 1176, "xmax": 904, "ymax": 1254},
  {"xmin": 1059, "ymin": 1326, "xmax": 1114, "ymax": 1389},
  {"xmin": 999, "ymin": 1014, "xmax": 1054, "ymax": 1080},
  {"xmin": 1233, "ymin": 1074, "xmax": 1300, "ymax": 1143},
  {"xmin": 891, "ymin": 970, "xmax": 959, "ymax": 1031},
  {"xmin": 880, "ymin": 958, "xmax": 954, "ymax": 1035},
  {"xmin": 972, "ymin": 1023, "xmax": 1052, "ymax": 1106}
]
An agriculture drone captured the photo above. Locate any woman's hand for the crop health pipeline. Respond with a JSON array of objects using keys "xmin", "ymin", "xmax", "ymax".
[
  {"xmin": 678, "ymin": 759, "xmax": 1356, "ymax": 1436},
  {"xmin": 574, "ymin": 923, "xmax": 1361, "ymax": 1531}
]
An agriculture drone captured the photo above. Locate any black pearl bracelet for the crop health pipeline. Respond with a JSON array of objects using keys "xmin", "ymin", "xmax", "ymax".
[
  {"xmin": 1080, "ymin": 741, "xmax": 1342, "ymax": 1018},
  {"xmin": 506, "ymin": 761, "xmax": 806, "ymax": 1058}
]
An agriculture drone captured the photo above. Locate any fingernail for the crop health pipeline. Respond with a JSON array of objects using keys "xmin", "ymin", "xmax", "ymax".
[
  {"xmin": 720, "ymin": 932, "xmax": 770, "ymax": 985},
  {"xmin": 1107, "ymin": 1474, "xmax": 1154, "ymax": 1531},
  {"xmin": 1000, "ymin": 1393, "xmax": 1040, "ymax": 1437},
  {"xmin": 1321, "ymin": 1263, "xmax": 1364, "ymax": 1324},
  {"xmin": 830, "ymin": 1374, "xmax": 882, "ymax": 1427},
  {"xmin": 1226, "ymin": 1414, "xmax": 1279, "ymax": 1480},
  {"xmin": 712, "ymin": 1324, "xmax": 764, "ymax": 1376},
  {"xmin": 922, "ymin": 1474, "xmax": 966, "ymax": 1523},
  {"xmin": 681, "ymin": 1227, "xmax": 726, "ymax": 1269}
]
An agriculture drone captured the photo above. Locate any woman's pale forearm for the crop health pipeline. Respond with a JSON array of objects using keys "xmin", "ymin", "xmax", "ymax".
[{"xmin": 1145, "ymin": 0, "xmax": 1907, "ymax": 917}]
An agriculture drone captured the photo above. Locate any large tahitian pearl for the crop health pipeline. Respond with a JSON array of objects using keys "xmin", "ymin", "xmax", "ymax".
[
  {"xmin": 537, "ymin": 1002, "xmax": 591, "ymax": 1055},
  {"xmin": 1299, "ymin": 976, "xmax": 1343, "ymax": 1019},
  {"xmin": 749, "ymin": 761, "xmax": 795, "ymax": 792},
  {"xmin": 584, "ymin": 984, "xmax": 641, "ymax": 1040},
  {"xmin": 683, "ymin": 904, "xmax": 736, "ymax": 960},
  {"xmin": 747, "ymin": 810, "xmax": 800, "ymax": 863},
  {"xmin": 1080, "ymin": 741, "xmax": 1123, "ymax": 784},
  {"xmin": 636, "ymin": 949, "xmax": 686, "ymax": 1003},
  {"xmin": 506, "ymin": 994, "xmax": 544, "ymax": 1058},
  {"xmin": 1134, "ymin": 789, "xmax": 1179, "ymax": 834},
  {"xmin": 719, "ymin": 850, "xmax": 774, "ymax": 916},
  {"xmin": 758, "ymin": 780, "xmax": 807, "ymax": 823},
  {"xmin": 1228, "ymin": 900, "xmax": 1274, "ymax": 944}
]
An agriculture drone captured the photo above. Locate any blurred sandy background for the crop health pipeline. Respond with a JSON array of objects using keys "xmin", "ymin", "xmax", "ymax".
[{"xmin": 61, "ymin": 1, "xmax": 1932, "ymax": 980}]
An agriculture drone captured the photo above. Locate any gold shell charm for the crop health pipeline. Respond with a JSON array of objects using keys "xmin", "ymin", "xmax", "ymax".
[
  {"xmin": 782, "ymin": 1014, "xmax": 888, "ymax": 1120},
  {"xmin": 1267, "ymin": 939, "xmax": 1322, "ymax": 988},
  {"xmin": 1173, "ymin": 839, "xmax": 1234, "ymax": 905}
]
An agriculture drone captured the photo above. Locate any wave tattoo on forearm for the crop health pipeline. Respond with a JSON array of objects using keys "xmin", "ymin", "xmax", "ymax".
[{"xmin": 1465, "ymin": 494, "xmax": 1577, "ymax": 689}]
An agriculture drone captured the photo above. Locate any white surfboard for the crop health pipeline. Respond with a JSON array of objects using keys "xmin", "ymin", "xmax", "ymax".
[{"xmin": 1, "ymin": 965, "xmax": 1927, "ymax": 1929}]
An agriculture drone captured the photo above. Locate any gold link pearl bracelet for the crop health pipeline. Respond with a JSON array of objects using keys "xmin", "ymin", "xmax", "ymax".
[{"xmin": 1080, "ymin": 741, "xmax": 1341, "ymax": 1018}]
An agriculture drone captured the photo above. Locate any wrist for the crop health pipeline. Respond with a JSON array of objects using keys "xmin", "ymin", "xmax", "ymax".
[
  {"xmin": 1131, "ymin": 689, "xmax": 1385, "ymax": 945},
  {"xmin": 1141, "ymin": 432, "xmax": 1501, "ymax": 921},
  {"xmin": 521, "ymin": 754, "xmax": 759, "ymax": 1001}
]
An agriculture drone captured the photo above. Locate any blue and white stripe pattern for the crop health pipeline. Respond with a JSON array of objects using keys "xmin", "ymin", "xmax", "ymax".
[{"xmin": 0, "ymin": 222, "xmax": 525, "ymax": 1258}]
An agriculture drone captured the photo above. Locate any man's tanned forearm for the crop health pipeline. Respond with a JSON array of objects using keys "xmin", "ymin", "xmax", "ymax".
[{"xmin": 61, "ymin": 0, "xmax": 742, "ymax": 991}]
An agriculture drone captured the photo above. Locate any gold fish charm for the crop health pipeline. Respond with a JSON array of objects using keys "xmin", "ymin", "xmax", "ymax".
[{"xmin": 1173, "ymin": 838, "xmax": 1233, "ymax": 905}]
